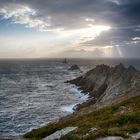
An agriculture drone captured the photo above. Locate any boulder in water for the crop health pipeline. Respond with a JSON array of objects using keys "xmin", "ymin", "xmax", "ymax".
[{"xmin": 69, "ymin": 64, "xmax": 80, "ymax": 70}]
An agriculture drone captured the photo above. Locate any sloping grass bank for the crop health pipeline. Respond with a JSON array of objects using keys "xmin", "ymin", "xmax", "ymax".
[{"xmin": 24, "ymin": 96, "xmax": 140, "ymax": 140}]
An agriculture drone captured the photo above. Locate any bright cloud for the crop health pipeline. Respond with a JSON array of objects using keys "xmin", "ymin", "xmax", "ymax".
[
  {"xmin": 59, "ymin": 25, "xmax": 111, "ymax": 46},
  {"xmin": 0, "ymin": 3, "xmax": 113, "ymax": 58},
  {"xmin": 0, "ymin": 4, "xmax": 53, "ymax": 31}
]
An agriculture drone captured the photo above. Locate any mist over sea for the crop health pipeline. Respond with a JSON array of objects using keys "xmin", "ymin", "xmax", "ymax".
[{"xmin": 0, "ymin": 58, "xmax": 139, "ymax": 137}]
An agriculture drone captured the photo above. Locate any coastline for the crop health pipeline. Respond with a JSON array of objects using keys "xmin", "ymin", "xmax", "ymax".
[
  {"xmin": 0, "ymin": 83, "xmax": 90, "ymax": 140},
  {"xmin": 23, "ymin": 64, "xmax": 140, "ymax": 140},
  {"xmin": 23, "ymin": 95, "xmax": 140, "ymax": 140},
  {"xmin": 1, "ymin": 63, "xmax": 140, "ymax": 140}
]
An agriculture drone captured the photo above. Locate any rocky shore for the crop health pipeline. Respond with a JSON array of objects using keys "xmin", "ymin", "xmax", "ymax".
[
  {"xmin": 69, "ymin": 64, "xmax": 140, "ymax": 110},
  {"xmin": 23, "ymin": 64, "xmax": 140, "ymax": 140},
  {"xmin": 5, "ymin": 64, "xmax": 140, "ymax": 140},
  {"xmin": 24, "ymin": 95, "xmax": 140, "ymax": 140}
]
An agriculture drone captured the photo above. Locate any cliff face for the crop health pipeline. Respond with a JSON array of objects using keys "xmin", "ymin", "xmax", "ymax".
[
  {"xmin": 70, "ymin": 64, "xmax": 140, "ymax": 107},
  {"xmin": 24, "ymin": 64, "xmax": 140, "ymax": 140}
]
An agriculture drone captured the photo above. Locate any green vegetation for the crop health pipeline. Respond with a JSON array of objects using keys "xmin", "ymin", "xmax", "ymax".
[{"xmin": 24, "ymin": 96, "xmax": 140, "ymax": 140}]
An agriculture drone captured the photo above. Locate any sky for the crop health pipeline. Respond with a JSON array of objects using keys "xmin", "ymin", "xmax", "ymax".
[{"xmin": 0, "ymin": 0, "xmax": 140, "ymax": 58}]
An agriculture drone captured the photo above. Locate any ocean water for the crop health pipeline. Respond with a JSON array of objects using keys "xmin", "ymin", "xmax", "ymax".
[
  {"xmin": 0, "ymin": 58, "xmax": 139, "ymax": 137},
  {"xmin": 0, "ymin": 59, "xmax": 89, "ymax": 137}
]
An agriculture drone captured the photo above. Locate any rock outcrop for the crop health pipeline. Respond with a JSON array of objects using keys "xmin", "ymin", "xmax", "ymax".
[
  {"xmin": 24, "ymin": 64, "xmax": 140, "ymax": 140},
  {"xmin": 69, "ymin": 64, "xmax": 140, "ymax": 108},
  {"xmin": 42, "ymin": 127, "xmax": 77, "ymax": 140},
  {"xmin": 68, "ymin": 64, "xmax": 80, "ymax": 70}
]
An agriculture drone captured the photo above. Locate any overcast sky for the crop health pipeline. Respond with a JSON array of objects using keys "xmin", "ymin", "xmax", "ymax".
[{"xmin": 0, "ymin": 0, "xmax": 140, "ymax": 58}]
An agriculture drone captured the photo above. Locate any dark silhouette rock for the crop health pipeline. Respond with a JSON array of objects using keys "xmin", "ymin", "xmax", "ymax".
[{"xmin": 68, "ymin": 64, "xmax": 80, "ymax": 70}]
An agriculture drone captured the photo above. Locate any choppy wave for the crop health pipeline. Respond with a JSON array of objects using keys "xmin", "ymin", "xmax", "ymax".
[
  {"xmin": 60, "ymin": 87, "xmax": 89, "ymax": 113},
  {"xmin": 0, "ymin": 58, "xmax": 139, "ymax": 137},
  {"xmin": 0, "ymin": 60, "xmax": 88, "ymax": 137}
]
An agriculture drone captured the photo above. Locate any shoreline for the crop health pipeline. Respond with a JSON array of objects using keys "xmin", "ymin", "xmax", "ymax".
[
  {"xmin": 23, "ymin": 64, "xmax": 140, "ymax": 140},
  {"xmin": 0, "ymin": 84, "xmax": 90, "ymax": 140},
  {"xmin": 23, "ymin": 95, "xmax": 140, "ymax": 140},
  {"xmin": 1, "ymin": 64, "xmax": 140, "ymax": 140},
  {"xmin": 59, "ymin": 81, "xmax": 90, "ymax": 113}
]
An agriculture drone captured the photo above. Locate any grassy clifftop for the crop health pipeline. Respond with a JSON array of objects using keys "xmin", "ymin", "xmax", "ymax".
[{"xmin": 24, "ymin": 95, "xmax": 140, "ymax": 140}]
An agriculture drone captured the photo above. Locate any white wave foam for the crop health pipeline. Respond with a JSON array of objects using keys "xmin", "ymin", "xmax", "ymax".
[
  {"xmin": 46, "ymin": 83, "xmax": 57, "ymax": 88},
  {"xmin": 79, "ymin": 93, "xmax": 89, "ymax": 101},
  {"xmin": 60, "ymin": 103, "xmax": 77, "ymax": 113},
  {"xmin": 69, "ymin": 87, "xmax": 81, "ymax": 94},
  {"xmin": 70, "ymin": 87, "xmax": 89, "ymax": 101},
  {"xmin": 61, "ymin": 86, "xmax": 89, "ymax": 113}
]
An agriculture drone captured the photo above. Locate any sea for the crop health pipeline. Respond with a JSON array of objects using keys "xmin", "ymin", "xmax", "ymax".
[{"xmin": 0, "ymin": 58, "xmax": 139, "ymax": 137}]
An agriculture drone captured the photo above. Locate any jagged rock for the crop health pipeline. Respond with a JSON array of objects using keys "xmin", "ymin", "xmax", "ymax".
[
  {"xmin": 42, "ymin": 127, "xmax": 78, "ymax": 140},
  {"xmin": 69, "ymin": 64, "xmax": 140, "ymax": 108},
  {"xmin": 127, "ymin": 65, "xmax": 137, "ymax": 73},
  {"xmin": 115, "ymin": 63, "xmax": 126, "ymax": 71},
  {"xmin": 68, "ymin": 64, "xmax": 80, "ymax": 70},
  {"xmin": 96, "ymin": 136, "xmax": 124, "ymax": 140}
]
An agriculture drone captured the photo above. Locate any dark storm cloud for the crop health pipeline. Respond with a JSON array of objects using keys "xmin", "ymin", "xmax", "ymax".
[
  {"xmin": 1, "ymin": 0, "xmax": 140, "ymax": 29},
  {"xmin": 81, "ymin": 28, "xmax": 140, "ymax": 46}
]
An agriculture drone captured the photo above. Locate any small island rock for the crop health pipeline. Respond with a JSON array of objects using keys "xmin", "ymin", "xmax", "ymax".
[{"xmin": 68, "ymin": 64, "xmax": 80, "ymax": 70}]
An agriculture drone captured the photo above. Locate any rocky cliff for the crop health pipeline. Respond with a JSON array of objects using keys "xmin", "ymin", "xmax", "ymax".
[
  {"xmin": 24, "ymin": 64, "xmax": 140, "ymax": 140},
  {"xmin": 70, "ymin": 64, "xmax": 140, "ymax": 108}
]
